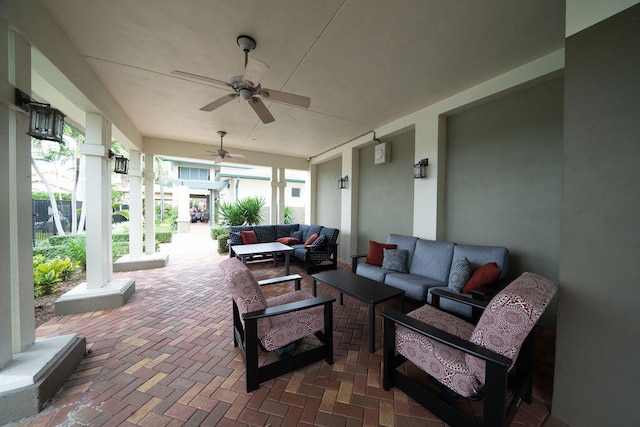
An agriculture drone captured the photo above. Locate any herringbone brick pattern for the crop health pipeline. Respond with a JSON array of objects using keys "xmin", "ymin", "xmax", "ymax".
[{"xmin": 18, "ymin": 223, "xmax": 556, "ymax": 426}]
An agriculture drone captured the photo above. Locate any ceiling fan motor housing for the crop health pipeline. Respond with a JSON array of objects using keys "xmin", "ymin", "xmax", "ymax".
[{"xmin": 239, "ymin": 88, "xmax": 253, "ymax": 100}]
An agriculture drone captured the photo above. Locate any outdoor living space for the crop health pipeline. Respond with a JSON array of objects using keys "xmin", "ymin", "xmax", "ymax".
[
  {"xmin": 11, "ymin": 223, "xmax": 559, "ymax": 427},
  {"xmin": 2, "ymin": 3, "xmax": 639, "ymax": 426}
]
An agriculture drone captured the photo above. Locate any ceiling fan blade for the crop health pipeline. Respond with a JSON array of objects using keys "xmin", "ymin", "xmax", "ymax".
[
  {"xmin": 171, "ymin": 70, "xmax": 232, "ymax": 88},
  {"xmin": 258, "ymin": 88, "xmax": 310, "ymax": 108},
  {"xmin": 249, "ymin": 98, "xmax": 275, "ymax": 124},
  {"xmin": 242, "ymin": 57, "xmax": 270, "ymax": 86},
  {"xmin": 227, "ymin": 154, "xmax": 248, "ymax": 164},
  {"xmin": 200, "ymin": 93, "xmax": 239, "ymax": 112}
]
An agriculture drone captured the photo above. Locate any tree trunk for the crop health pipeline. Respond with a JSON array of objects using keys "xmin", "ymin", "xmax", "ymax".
[{"xmin": 31, "ymin": 159, "xmax": 65, "ymax": 235}]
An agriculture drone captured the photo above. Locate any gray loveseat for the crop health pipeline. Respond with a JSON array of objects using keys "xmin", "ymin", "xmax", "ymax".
[
  {"xmin": 229, "ymin": 224, "xmax": 340, "ymax": 274},
  {"xmin": 352, "ymin": 234, "xmax": 509, "ymax": 318}
]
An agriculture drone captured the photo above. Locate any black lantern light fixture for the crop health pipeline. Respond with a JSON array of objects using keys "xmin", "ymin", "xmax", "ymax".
[
  {"xmin": 109, "ymin": 150, "xmax": 130, "ymax": 174},
  {"xmin": 338, "ymin": 175, "xmax": 349, "ymax": 189},
  {"xmin": 414, "ymin": 158, "xmax": 429, "ymax": 179},
  {"xmin": 16, "ymin": 88, "xmax": 65, "ymax": 143}
]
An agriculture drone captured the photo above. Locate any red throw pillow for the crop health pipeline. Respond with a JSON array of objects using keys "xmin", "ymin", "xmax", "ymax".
[
  {"xmin": 365, "ymin": 241, "xmax": 398, "ymax": 266},
  {"xmin": 240, "ymin": 230, "xmax": 259, "ymax": 244},
  {"xmin": 276, "ymin": 237, "xmax": 300, "ymax": 245},
  {"xmin": 304, "ymin": 233, "xmax": 319, "ymax": 248},
  {"xmin": 462, "ymin": 262, "xmax": 501, "ymax": 294}
]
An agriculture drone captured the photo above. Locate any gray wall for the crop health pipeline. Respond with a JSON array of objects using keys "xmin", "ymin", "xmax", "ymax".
[
  {"xmin": 357, "ymin": 130, "xmax": 415, "ymax": 252},
  {"xmin": 554, "ymin": 5, "xmax": 640, "ymax": 425},
  {"xmin": 315, "ymin": 157, "xmax": 342, "ymax": 229},
  {"xmin": 444, "ymin": 78, "xmax": 564, "ymax": 328}
]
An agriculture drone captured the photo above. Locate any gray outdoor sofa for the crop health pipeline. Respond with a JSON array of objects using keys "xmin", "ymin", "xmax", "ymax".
[
  {"xmin": 229, "ymin": 224, "xmax": 340, "ymax": 274},
  {"xmin": 352, "ymin": 234, "xmax": 509, "ymax": 318}
]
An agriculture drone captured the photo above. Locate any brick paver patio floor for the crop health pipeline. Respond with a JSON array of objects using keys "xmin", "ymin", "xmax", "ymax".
[{"xmin": 16, "ymin": 223, "xmax": 557, "ymax": 426}]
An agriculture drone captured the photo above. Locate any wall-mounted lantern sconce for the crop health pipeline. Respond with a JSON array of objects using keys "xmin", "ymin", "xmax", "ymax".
[
  {"xmin": 414, "ymin": 158, "xmax": 429, "ymax": 179},
  {"xmin": 109, "ymin": 150, "xmax": 130, "ymax": 174},
  {"xmin": 338, "ymin": 175, "xmax": 349, "ymax": 189},
  {"xmin": 16, "ymin": 88, "xmax": 65, "ymax": 143}
]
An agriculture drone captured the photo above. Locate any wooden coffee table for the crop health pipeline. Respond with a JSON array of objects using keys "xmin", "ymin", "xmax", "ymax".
[
  {"xmin": 233, "ymin": 242, "xmax": 294, "ymax": 275},
  {"xmin": 312, "ymin": 269, "xmax": 404, "ymax": 353}
]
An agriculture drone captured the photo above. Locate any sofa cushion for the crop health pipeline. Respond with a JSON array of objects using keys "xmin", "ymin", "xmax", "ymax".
[
  {"xmin": 449, "ymin": 244, "xmax": 509, "ymax": 282},
  {"xmin": 291, "ymin": 230, "xmax": 303, "ymax": 241},
  {"xmin": 366, "ymin": 241, "xmax": 398, "ymax": 266},
  {"xmin": 319, "ymin": 227, "xmax": 340, "ymax": 245},
  {"xmin": 253, "ymin": 225, "xmax": 277, "ymax": 242},
  {"xmin": 384, "ymin": 273, "xmax": 446, "ymax": 301},
  {"xmin": 229, "ymin": 231, "xmax": 243, "ymax": 245},
  {"xmin": 382, "ymin": 248, "xmax": 409, "ymax": 273},
  {"xmin": 276, "ymin": 224, "xmax": 299, "ymax": 238},
  {"xmin": 448, "ymin": 256, "xmax": 471, "ymax": 292},
  {"xmin": 241, "ymin": 230, "xmax": 259, "ymax": 244},
  {"xmin": 427, "ymin": 286, "xmax": 474, "ymax": 318},
  {"xmin": 408, "ymin": 239, "xmax": 455, "ymax": 283},
  {"xmin": 355, "ymin": 263, "xmax": 389, "ymax": 283},
  {"xmin": 304, "ymin": 233, "xmax": 319, "ymax": 248},
  {"xmin": 463, "ymin": 262, "xmax": 501, "ymax": 294},
  {"xmin": 386, "ymin": 234, "xmax": 419, "ymax": 266},
  {"xmin": 308, "ymin": 234, "xmax": 327, "ymax": 249},
  {"xmin": 276, "ymin": 237, "xmax": 300, "ymax": 245}
]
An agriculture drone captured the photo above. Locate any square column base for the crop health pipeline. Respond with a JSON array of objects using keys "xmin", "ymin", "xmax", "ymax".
[
  {"xmin": 55, "ymin": 278, "xmax": 135, "ymax": 315},
  {"xmin": 0, "ymin": 334, "xmax": 86, "ymax": 424},
  {"xmin": 176, "ymin": 220, "xmax": 190, "ymax": 233}
]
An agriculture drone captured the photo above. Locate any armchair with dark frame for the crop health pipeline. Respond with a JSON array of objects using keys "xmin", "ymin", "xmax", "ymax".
[
  {"xmin": 220, "ymin": 258, "xmax": 335, "ymax": 392},
  {"xmin": 381, "ymin": 272, "xmax": 557, "ymax": 427}
]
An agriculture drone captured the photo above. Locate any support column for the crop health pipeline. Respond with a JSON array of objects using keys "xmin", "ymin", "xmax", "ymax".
[
  {"xmin": 270, "ymin": 167, "xmax": 278, "ymax": 224},
  {"xmin": 128, "ymin": 150, "xmax": 142, "ymax": 258},
  {"xmin": 83, "ymin": 113, "xmax": 112, "ymax": 289},
  {"xmin": 113, "ymin": 150, "xmax": 168, "ymax": 272},
  {"xmin": 175, "ymin": 184, "xmax": 190, "ymax": 233},
  {"xmin": 278, "ymin": 168, "xmax": 286, "ymax": 224},
  {"xmin": 144, "ymin": 153, "xmax": 156, "ymax": 254},
  {"xmin": 0, "ymin": 22, "xmax": 85, "ymax": 425},
  {"xmin": 0, "ymin": 22, "xmax": 35, "ymax": 365},
  {"xmin": 54, "ymin": 114, "xmax": 135, "ymax": 315}
]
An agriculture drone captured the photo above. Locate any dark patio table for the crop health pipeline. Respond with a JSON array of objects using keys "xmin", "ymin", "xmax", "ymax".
[{"xmin": 312, "ymin": 269, "xmax": 404, "ymax": 353}]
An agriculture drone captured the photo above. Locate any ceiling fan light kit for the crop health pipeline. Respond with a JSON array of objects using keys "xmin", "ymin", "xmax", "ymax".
[{"xmin": 173, "ymin": 35, "xmax": 310, "ymax": 124}]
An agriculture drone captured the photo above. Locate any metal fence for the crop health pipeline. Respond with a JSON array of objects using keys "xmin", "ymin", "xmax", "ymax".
[{"xmin": 32, "ymin": 199, "xmax": 129, "ymax": 244}]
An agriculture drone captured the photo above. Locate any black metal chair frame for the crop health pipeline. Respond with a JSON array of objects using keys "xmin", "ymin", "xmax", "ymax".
[
  {"xmin": 231, "ymin": 274, "xmax": 335, "ymax": 392},
  {"xmin": 381, "ymin": 288, "xmax": 537, "ymax": 427}
]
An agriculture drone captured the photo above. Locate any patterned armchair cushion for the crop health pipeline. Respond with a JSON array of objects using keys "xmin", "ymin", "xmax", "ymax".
[
  {"xmin": 261, "ymin": 291, "xmax": 325, "ymax": 351},
  {"xmin": 465, "ymin": 272, "xmax": 557, "ymax": 384},
  {"xmin": 396, "ymin": 304, "xmax": 480, "ymax": 397},
  {"xmin": 220, "ymin": 258, "xmax": 325, "ymax": 352},
  {"xmin": 396, "ymin": 271, "xmax": 557, "ymax": 398},
  {"xmin": 220, "ymin": 258, "xmax": 268, "ymax": 331}
]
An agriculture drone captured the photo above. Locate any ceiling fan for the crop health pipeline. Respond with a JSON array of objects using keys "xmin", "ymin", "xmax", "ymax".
[
  {"xmin": 206, "ymin": 131, "xmax": 247, "ymax": 163},
  {"xmin": 172, "ymin": 35, "xmax": 311, "ymax": 124}
]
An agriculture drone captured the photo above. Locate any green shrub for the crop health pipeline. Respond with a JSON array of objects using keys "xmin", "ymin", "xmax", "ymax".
[
  {"xmin": 217, "ymin": 233, "xmax": 229, "ymax": 254},
  {"xmin": 211, "ymin": 225, "xmax": 228, "ymax": 240},
  {"xmin": 155, "ymin": 229, "xmax": 173, "ymax": 244},
  {"xmin": 65, "ymin": 236, "xmax": 87, "ymax": 268},
  {"xmin": 218, "ymin": 196, "xmax": 265, "ymax": 226},
  {"xmin": 33, "ymin": 255, "xmax": 80, "ymax": 298}
]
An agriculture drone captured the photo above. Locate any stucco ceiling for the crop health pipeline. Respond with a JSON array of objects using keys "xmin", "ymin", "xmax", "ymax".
[{"xmin": 38, "ymin": 0, "xmax": 564, "ymax": 160}]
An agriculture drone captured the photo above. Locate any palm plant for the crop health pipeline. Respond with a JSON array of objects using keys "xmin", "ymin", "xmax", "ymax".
[{"xmin": 218, "ymin": 196, "xmax": 265, "ymax": 226}]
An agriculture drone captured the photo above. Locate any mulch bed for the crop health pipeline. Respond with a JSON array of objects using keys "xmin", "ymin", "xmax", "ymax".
[{"xmin": 34, "ymin": 270, "xmax": 86, "ymax": 328}]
